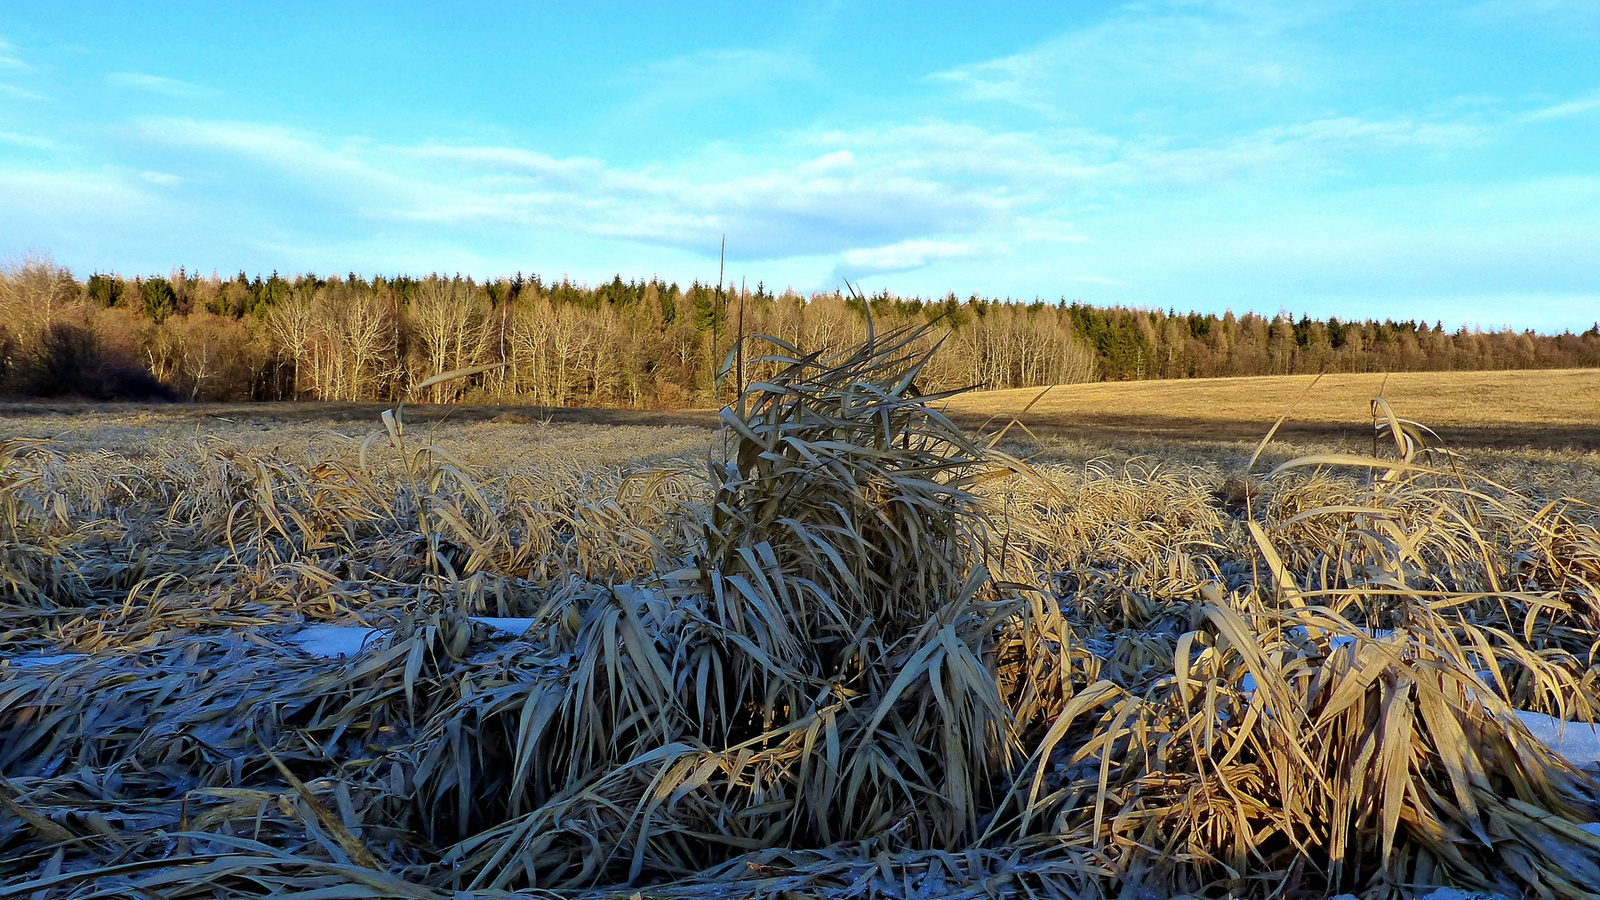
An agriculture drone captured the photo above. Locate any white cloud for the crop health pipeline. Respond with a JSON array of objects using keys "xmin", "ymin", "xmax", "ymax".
[
  {"xmin": 0, "ymin": 36, "xmax": 26, "ymax": 70},
  {"xmin": 0, "ymin": 129, "xmax": 53, "ymax": 149},
  {"xmin": 0, "ymin": 83, "xmax": 45, "ymax": 100},
  {"xmin": 1524, "ymin": 89, "xmax": 1600, "ymax": 122},
  {"xmin": 108, "ymin": 72, "xmax": 216, "ymax": 98},
  {"xmin": 1121, "ymin": 116, "xmax": 1485, "ymax": 187},
  {"xmin": 926, "ymin": 1, "xmax": 1326, "ymax": 117},
  {"xmin": 623, "ymin": 47, "xmax": 814, "ymax": 94},
  {"xmin": 4, "ymin": 5, "xmax": 1595, "ymax": 330},
  {"xmin": 126, "ymin": 117, "xmax": 1015, "ymax": 260},
  {"xmin": 105, "ymin": 97, "xmax": 1509, "ymax": 281},
  {"xmin": 1463, "ymin": 0, "xmax": 1600, "ymax": 34},
  {"xmin": 799, "ymin": 150, "xmax": 854, "ymax": 174},
  {"xmin": 840, "ymin": 240, "xmax": 978, "ymax": 274}
]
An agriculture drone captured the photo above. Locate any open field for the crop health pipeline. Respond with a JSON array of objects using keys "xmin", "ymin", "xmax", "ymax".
[
  {"xmin": 944, "ymin": 368, "xmax": 1600, "ymax": 451},
  {"xmin": 5, "ymin": 366, "xmax": 1598, "ymax": 455},
  {"xmin": 5, "ymin": 367, "xmax": 1598, "ymax": 504},
  {"xmin": 4, "ymin": 351, "xmax": 1600, "ymax": 898}
]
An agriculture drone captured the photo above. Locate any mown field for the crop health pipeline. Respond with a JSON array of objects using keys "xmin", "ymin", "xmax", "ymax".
[
  {"xmin": 6, "ymin": 365, "xmax": 1598, "ymax": 454},
  {"xmin": 946, "ymin": 368, "xmax": 1600, "ymax": 451},
  {"xmin": 3, "ymin": 351, "xmax": 1600, "ymax": 899}
]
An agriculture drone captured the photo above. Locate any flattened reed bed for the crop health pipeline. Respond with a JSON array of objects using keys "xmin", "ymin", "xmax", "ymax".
[{"xmin": 3, "ymin": 329, "xmax": 1600, "ymax": 899}]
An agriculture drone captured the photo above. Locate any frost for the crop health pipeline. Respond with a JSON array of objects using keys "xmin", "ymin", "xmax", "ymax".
[
  {"xmin": 4, "ymin": 653, "xmax": 88, "ymax": 668},
  {"xmin": 286, "ymin": 624, "xmax": 381, "ymax": 658},
  {"xmin": 1516, "ymin": 711, "xmax": 1600, "ymax": 769},
  {"xmin": 469, "ymin": 617, "xmax": 537, "ymax": 637}
]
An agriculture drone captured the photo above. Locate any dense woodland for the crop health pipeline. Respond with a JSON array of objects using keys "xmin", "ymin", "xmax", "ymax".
[{"xmin": 1, "ymin": 256, "xmax": 1596, "ymax": 406}]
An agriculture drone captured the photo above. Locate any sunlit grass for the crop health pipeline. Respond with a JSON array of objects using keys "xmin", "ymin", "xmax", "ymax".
[{"xmin": 2, "ymin": 328, "xmax": 1599, "ymax": 898}]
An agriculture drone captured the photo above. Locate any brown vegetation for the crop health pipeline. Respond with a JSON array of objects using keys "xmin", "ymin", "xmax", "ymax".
[
  {"xmin": 2, "ymin": 326, "xmax": 1600, "ymax": 898},
  {"xmin": 948, "ymin": 369, "xmax": 1600, "ymax": 452}
]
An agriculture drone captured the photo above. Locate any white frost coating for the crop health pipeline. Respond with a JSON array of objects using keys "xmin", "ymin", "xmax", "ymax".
[
  {"xmin": 4, "ymin": 653, "xmax": 88, "ymax": 668},
  {"xmin": 287, "ymin": 625, "xmax": 381, "ymax": 658},
  {"xmin": 1285, "ymin": 626, "xmax": 1394, "ymax": 651},
  {"xmin": 287, "ymin": 618, "xmax": 538, "ymax": 658},
  {"xmin": 469, "ymin": 617, "xmax": 537, "ymax": 637},
  {"xmin": 1418, "ymin": 889, "xmax": 1512, "ymax": 900},
  {"xmin": 1328, "ymin": 629, "xmax": 1393, "ymax": 650},
  {"xmin": 1516, "ymin": 711, "xmax": 1600, "ymax": 769}
]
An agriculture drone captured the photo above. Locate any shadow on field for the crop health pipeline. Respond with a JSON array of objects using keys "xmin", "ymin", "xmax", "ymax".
[
  {"xmin": 961, "ymin": 412, "xmax": 1600, "ymax": 453},
  {"xmin": 0, "ymin": 400, "xmax": 723, "ymax": 430},
  {"xmin": 2, "ymin": 401, "xmax": 1597, "ymax": 452}
]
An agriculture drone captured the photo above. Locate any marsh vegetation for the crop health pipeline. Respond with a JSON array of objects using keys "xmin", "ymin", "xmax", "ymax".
[{"xmin": 2, "ymin": 326, "xmax": 1600, "ymax": 898}]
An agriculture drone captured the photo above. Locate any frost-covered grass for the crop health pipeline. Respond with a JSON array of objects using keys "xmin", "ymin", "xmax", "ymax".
[{"xmin": 3, "ymin": 332, "xmax": 1600, "ymax": 899}]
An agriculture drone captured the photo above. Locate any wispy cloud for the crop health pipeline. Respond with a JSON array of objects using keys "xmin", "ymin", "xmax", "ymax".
[
  {"xmin": 0, "ymin": 36, "xmax": 26, "ymax": 70},
  {"xmin": 0, "ymin": 36, "xmax": 40, "ymax": 99},
  {"xmin": 926, "ymin": 2, "xmax": 1324, "ymax": 119},
  {"xmin": 1463, "ymin": 0, "xmax": 1600, "ymax": 35},
  {"xmin": 0, "ymin": 83, "xmax": 45, "ymax": 101},
  {"xmin": 835, "ymin": 240, "xmax": 978, "ymax": 278},
  {"xmin": 621, "ymin": 47, "xmax": 814, "ymax": 99},
  {"xmin": 128, "ymin": 117, "xmax": 1012, "ymax": 260},
  {"xmin": 111, "ymin": 96, "xmax": 1503, "ymax": 281},
  {"xmin": 2, "ymin": 3, "xmax": 1596, "ymax": 329},
  {"xmin": 1524, "ymin": 89, "xmax": 1600, "ymax": 122},
  {"xmin": 0, "ymin": 129, "xmax": 53, "ymax": 149},
  {"xmin": 108, "ymin": 72, "xmax": 216, "ymax": 98}
]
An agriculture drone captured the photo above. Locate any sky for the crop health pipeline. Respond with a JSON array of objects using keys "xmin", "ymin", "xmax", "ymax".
[{"xmin": 1, "ymin": 0, "xmax": 1597, "ymax": 331}]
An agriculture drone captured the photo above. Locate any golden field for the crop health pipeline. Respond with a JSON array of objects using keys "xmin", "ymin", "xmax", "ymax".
[
  {"xmin": 945, "ymin": 368, "xmax": 1600, "ymax": 451},
  {"xmin": 2, "ymin": 351, "xmax": 1600, "ymax": 899}
]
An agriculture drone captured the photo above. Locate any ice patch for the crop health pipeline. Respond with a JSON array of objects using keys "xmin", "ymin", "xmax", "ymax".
[
  {"xmin": 1516, "ymin": 711, "xmax": 1600, "ymax": 768},
  {"xmin": 469, "ymin": 617, "xmax": 537, "ymax": 637},
  {"xmin": 1287, "ymin": 626, "xmax": 1393, "ymax": 650},
  {"xmin": 1328, "ymin": 629, "xmax": 1391, "ymax": 650},
  {"xmin": 4, "ymin": 653, "xmax": 88, "ymax": 669},
  {"xmin": 287, "ymin": 625, "xmax": 381, "ymax": 658},
  {"xmin": 287, "ymin": 617, "xmax": 537, "ymax": 659}
]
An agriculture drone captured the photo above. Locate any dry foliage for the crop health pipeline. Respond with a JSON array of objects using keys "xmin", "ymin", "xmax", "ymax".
[{"xmin": 2, "ymin": 327, "xmax": 1599, "ymax": 899}]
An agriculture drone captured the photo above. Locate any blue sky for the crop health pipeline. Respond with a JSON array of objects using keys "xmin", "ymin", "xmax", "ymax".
[{"xmin": 1, "ymin": 1, "xmax": 1597, "ymax": 331}]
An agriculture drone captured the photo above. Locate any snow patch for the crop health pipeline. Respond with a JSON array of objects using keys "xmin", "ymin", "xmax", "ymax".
[
  {"xmin": 287, "ymin": 625, "xmax": 381, "ymax": 658},
  {"xmin": 1516, "ymin": 711, "xmax": 1600, "ymax": 768},
  {"xmin": 4, "ymin": 653, "xmax": 88, "ymax": 668},
  {"xmin": 286, "ymin": 617, "xmax": 538, "ymax": 659},
  {"xmin": 469, "ymin": 617, "xmax": 537, "ymax": 637},
  {"xmin": 1328, "ymin": 629, "xmax": 1392, "ymax": 650}
]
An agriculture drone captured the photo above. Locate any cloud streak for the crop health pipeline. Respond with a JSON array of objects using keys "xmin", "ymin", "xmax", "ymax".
[
  {"xmin": 102, "ymin": 87, "xmax": 1556, "ymax": 286},
  {"xmin": 127, "ymin": 117, "xmax": 1016, "ymax": 261},
  {"xmin": 0, "ymin": 36, "xmax": 27, "ymax": 70},
  {"xmin": 0, "ymin": 2, "xmax": 1596, "ymax": 328},
  {"xmin": 1524, "ymin": 89, "xmax": 1600, "ymax": 122},
  {"xmin": 108, "ymin": 72, "xmax": 217, "ymax": 98}
]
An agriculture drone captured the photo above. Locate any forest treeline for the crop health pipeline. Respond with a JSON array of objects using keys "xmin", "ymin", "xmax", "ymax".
[{"xmin": 1, "ymin": 256, "xmax": 1596, "ymax": 406}]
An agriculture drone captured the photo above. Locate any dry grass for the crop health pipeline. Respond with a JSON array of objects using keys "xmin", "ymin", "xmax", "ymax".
[
  {"xmin": 2, "ymin": 340, "xmax": 1600, "ymax": 898},
  {"xmin": 947, "ymin": 369, "xmax": 1600, "ymax": 453}
]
